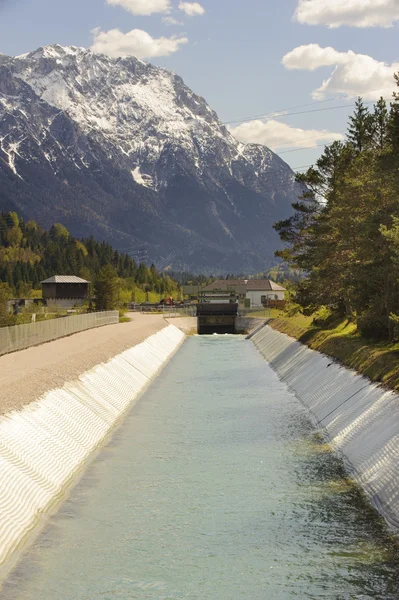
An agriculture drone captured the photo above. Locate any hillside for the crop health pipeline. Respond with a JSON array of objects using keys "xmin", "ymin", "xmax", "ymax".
[
  {"xmin": 0, "ymin": 45, "xmax": 301, "ymax": 273},
  {"xmin": 0, "ymin": 211, "xmax": 179, "ymax": 302}
]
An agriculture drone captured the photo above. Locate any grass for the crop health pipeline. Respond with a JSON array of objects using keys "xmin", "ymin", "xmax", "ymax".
[{"xmin": 269, "ymin": 312, "xmax": 399, "ymax": 391}]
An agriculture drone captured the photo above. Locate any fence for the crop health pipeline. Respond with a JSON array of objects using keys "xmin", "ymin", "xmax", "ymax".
[
  {"xmin": 130, "ymin": 305, "xmax": 271, "ymax": 319},
  {"xmin": 237, "ymin": 308, "xmax": 271, "ymax": 318},
  {"xmin": 161, "ymin": 306, "xmax": 197, "ymax": 318},
  {"xmin": 0, "ymin": 311, "xmax": 119, "ymax": 357},
  {"xmin": 130, "ymin": 305, "xmax": 197, "ymax": 318}
]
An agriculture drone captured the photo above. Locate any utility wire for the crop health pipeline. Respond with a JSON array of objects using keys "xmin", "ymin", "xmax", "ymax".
[
  {"xmin": 275, "ymin": 132, "xmax": 341, "ymax": 145},
  {"xmin": 226, "ymin": 101, "xmax": 375, "ymax": 126},
  {"xmin": 277, "ymin": 143, "xmax": 329, "ymax": 155},
  {"xmin": 224, "ymin": 86, "xmax": 394, "ymax": 126},
  {"xmin": 292, "ymin": 164, "xmax": 315, "ymax": 171}
]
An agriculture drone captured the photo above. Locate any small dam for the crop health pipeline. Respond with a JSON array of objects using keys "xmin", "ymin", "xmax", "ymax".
[
  {"xmin": 196, "ymin": 290, "xmax": 238, "ymax": 334},
  {"xmin": 1, "ymin": 322, "xmax": 399, "ymax": 598}
]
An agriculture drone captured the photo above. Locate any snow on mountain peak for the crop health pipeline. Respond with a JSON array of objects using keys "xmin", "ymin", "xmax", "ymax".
[
  {"xmin": 11, "ymin": 45, "xmax": 233, "ymax": 169},
  {"xmin": 0, "ymin": 44, "xmax": 300, "ymax": 272}
]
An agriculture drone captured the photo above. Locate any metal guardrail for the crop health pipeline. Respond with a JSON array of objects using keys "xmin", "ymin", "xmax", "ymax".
[{"xmin": 0, "ymin": 311, "xmax": 119, "ymax": 356}]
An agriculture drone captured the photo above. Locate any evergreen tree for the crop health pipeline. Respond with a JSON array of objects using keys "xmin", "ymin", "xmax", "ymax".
[
  {"xmin": 0, "ymin": 282, "xmax": 13, "ymax": 326},
  {"xmin": 373, "ymin": 97, "xmax": 389, "ymax": 150},
  {"xmin": 94, "ymin": 265, "xmax": 120, "ymax": 310},
  {"xmin": 347, "ymin": 98, "xmax": 374, "ymax": 153},
  {"xmin": 388, "ymin": 73, "xmax": 399, "ymax": 151}
]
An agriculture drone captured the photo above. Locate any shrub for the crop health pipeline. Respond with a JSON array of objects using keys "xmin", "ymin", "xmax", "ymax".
[
  {"xmin": 357, "ymin": 311, "xmax": 389, "ymax": 340},
  {"xmin": 389, "ymin": 313, "xmax": 399, "ymax": 341},
  {"xmin": 312, "ymin": 306, "xmax": 335, "ymax": 327}
]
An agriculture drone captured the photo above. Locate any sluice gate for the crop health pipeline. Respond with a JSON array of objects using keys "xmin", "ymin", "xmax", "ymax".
[
  {"xmin": 196, "ymin": 290, "xmax": 238, "ymax": 334},
  {"xmin": 196, "ymin": 302, "xmax": 238, "ymax": 334}
]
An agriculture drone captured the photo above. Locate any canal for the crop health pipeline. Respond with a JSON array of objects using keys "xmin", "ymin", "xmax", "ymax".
[{"xmin": 2, "ymin": 336, "xmax": 399, "ymax": 599}]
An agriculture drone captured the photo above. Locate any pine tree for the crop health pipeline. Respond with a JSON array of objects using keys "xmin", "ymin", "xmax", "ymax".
[
  {"xmin": 388, "ymin": 73, "xmax": 399, "ymax": 151},
  {"xmin": 347, "ymin": 98, "xmax": 374, "ymax": 153},
  {"xmin": 373, "ymin": 97, "xmax": 389, "ymax": 150},
  {"xmin": 94, "ymin": 265, "xmax": 120, "ymax": 310}
]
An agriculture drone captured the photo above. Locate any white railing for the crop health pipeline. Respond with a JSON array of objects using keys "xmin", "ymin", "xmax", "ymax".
[{"xmin": 0, "ymin": 311, "xmax": 119, "ymax": 356}]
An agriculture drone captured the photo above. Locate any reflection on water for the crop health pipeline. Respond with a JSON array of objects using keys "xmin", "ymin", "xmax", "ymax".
[{"xmin": 2, "ymin": 336, "xmax": 399, "ymax": 599}]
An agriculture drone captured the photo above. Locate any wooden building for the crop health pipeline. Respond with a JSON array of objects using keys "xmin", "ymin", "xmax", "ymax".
[{"xmin": 41, "ymin": 276, "xmax": 90, "ymax": 308}]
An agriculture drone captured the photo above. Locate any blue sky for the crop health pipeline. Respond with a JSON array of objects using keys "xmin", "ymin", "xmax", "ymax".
[{"xmin": 1, "ymin": 0, "xmax": 398, "ymax": 169}]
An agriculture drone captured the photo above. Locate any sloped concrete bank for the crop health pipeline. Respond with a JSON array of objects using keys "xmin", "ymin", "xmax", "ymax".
[
  {"xmin": 252, "ymin": 325, "xmax": 399, "ymax": 531},
  {"xmin": 0, "ymin": 324, "xmax": 185, "ymax": 577}
]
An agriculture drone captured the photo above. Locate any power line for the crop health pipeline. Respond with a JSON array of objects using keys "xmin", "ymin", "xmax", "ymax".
[
  {"xmin": 275, "ymin": 133, "xmax": 331, "ymax": 145},
  {"xmin": 277, "ymin": 143, "xmax": 330, "ymax": 155},
  {"xmin": 224, "ymin": 97, "xmax": 345, "ymax": 125},
  {"xmin": 227, "ymin": 101, "xmax": 375, "ymax": 126},
  {"xmin": 292, "ymin": 164, "xmax": 314, "ymax": 171},
  {"xmin": 224, "ymin": 86, "xmax": 394, "ymax": 126}
]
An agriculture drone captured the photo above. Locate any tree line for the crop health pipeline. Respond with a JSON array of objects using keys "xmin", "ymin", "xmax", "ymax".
[
  {"xmin": 274, "ymin": 75, "xmax": 399, "ymax": 340},
  {"xmin": 0, "ymin": 212, "xmax": 180, "ymax": 319}
]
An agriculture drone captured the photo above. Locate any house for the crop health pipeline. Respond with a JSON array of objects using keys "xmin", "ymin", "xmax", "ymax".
[
  {"xmin": 41, "ymin": 276, "xmax": 90, "ymax": 309},
  {"xmin": 201, "ymin": 279, "xmax": 286, "ymax": 308}
]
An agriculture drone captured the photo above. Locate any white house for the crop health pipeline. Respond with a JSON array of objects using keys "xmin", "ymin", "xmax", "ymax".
[{"xmin": 201, "ymin": 279, "xmax": 286, "ymax": 308}]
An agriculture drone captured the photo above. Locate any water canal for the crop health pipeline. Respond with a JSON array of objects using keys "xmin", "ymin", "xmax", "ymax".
[{"xmin": 3, "ymin": 336, "xmax": 399, "ymax": 599}]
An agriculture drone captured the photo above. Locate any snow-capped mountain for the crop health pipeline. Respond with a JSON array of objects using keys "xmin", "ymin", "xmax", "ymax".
[{"xmin": 0, "ymin": 44, "xmax": 301, "ymax": 272}]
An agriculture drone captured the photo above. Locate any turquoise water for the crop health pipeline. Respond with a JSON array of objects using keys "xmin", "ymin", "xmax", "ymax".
[{"xmin": 3, "ymin": 336, "xmax": 399, "ymax": 599}]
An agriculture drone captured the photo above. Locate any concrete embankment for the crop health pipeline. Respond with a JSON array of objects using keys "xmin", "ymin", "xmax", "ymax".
[
  {"xmin": 0, "ymin": 320, "xmax": 185, "ymax": 576},
  {"xmin": 252, "ymin": 325, "xmax": 399, "ymax": 530},
  {"xmin": 0, "ymin": 313, "xmax": 167, "ymax": 415}
]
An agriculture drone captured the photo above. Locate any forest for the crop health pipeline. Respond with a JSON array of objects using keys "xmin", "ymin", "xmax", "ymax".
[
  {"xmin": 274, "ymin": 74, "xmax": 399, "ymax": 341},
  {"xmin": 0, "ymin": 212, "xmax": 180, "ymax": 321}
]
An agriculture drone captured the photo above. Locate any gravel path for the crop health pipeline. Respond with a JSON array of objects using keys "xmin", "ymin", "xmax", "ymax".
[{"xmin": 0, "ymin": 314, "xmax": 167, "ymax": 416}]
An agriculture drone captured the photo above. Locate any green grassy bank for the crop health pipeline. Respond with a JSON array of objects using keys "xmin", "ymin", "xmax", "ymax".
[{"xmin": 268, "ymin": 311, "xmax": 399, "ymax": 391}]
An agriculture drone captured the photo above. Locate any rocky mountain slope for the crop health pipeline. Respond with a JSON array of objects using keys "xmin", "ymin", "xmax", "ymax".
[{"xmin": 0, "ymin": 45, "xmax": 301, "ymax": 272}]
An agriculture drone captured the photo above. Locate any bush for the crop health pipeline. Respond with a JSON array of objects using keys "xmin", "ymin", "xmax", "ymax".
[
  {"xmin": 312, "ymin": 306, "xmax": 335, "ymax": 327},
  {"xmin": 284, "ymin": 301, "xmax": 302, "ymax": 317},
  {"xmin": 389, "ymin": 313, "xmax": 399, "ymax": 341},
  {"xmin": 357, "ymin": 311, "xmax": 389, "ymax": 340}
]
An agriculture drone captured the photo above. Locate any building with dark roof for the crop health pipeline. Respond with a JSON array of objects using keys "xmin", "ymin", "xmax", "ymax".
[
  {"xmin": 201, "ymin": 279, "xmax": 286, "ymax": 307},
  {"xmin": 41, "ymin": 276, "xmax": 90, "ymax": 308}
]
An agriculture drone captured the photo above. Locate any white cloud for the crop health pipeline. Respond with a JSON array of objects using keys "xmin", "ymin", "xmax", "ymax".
[
  {"xmin": 106, "ymin": 0, "xmax": 171, "ymax": 16},
  {"xmin": 91, "ymin": 28, "xmax": 188, "ymax": 59},
  {"xmin": 294, "ymin": 0, "xmax": 399, "ymax": 28},
  {"xmin": 162, "ymin": 16, "xmax": 184, "ymax": 25},
  {"xmin": 282, "ymin": 44, "xmax": 399, "ymax": 99},
  {"xmin": 283, "ymin": 44, "xmax": 345, "ymax": 71},
  {"xmin": 178, "ymin": 2, "xmax": 205, "ymax": 16},
  {"xmin": 228, "ymin": 120, "xmax": 344, "ymax": 150}
]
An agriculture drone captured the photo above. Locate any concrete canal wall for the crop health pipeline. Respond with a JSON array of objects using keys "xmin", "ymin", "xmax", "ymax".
[
  {"xmin": 0, "ymin": 324, "xmax": 185, "ymax": 574},
  {"xmin": 252, "ymin": 325, "xmax": 399, "ymax": 530}
]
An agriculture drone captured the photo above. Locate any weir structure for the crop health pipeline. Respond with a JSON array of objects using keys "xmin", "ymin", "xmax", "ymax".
[{"xmin": 196, "ymin": 291, "xmax": 238, "ymax": 334}]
